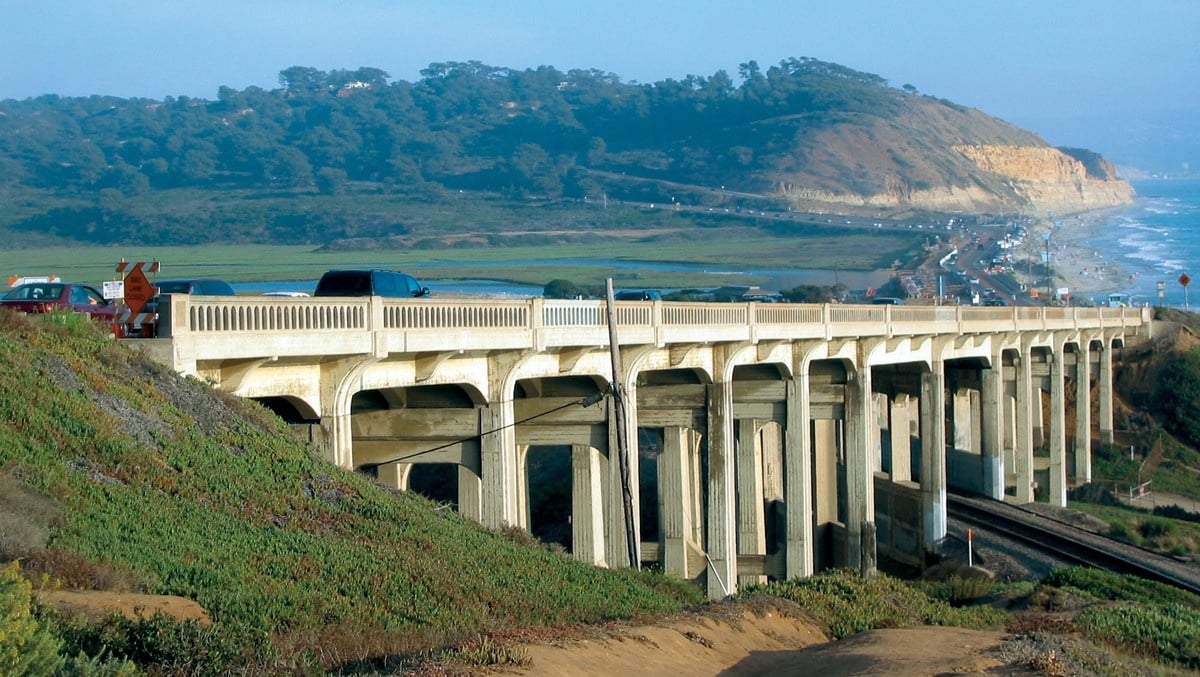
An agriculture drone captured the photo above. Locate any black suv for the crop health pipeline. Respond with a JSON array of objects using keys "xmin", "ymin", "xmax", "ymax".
[
  {"xmin": 131, "ymin": 277, "xmax": 236, "ymax": 337},
  {"xmin": 314, "ymin": 269, "xmax": 430, "ymax": 298},
  {"xmin": 154, "ymin": 278, "xmax": 236, "ymax": 296}
]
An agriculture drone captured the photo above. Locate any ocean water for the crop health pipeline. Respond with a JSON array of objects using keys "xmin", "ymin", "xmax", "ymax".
[{"xmin": 1088, "ymin": 178, "xmax": 1200, "ymax": 307}]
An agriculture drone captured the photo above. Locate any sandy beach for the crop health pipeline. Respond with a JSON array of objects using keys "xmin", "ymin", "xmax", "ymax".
[{"xmin": 1034, "ymin": 209, "xmax": 1134, "ymax": 303}]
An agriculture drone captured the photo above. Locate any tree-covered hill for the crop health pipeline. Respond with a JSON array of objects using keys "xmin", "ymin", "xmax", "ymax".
[{"xmin": 0, "ymin": 58, "xmax": 1128, "ymax": 249}]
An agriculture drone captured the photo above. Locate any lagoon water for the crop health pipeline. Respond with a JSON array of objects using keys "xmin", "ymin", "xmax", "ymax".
[
  {"xmin": 1093, "ymin": 178, "xmax": 1200, "ymax": 307},
  {"xmin": 234, "ymin": 178, "xmax": 1200, "ymax": 303},
  {"xmin": 234, "ymin": 265, "xmax": 891, "ymax": 299}
]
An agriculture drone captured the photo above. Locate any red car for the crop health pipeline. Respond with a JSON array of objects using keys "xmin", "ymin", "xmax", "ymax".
[{"xmin": 0, "ymin": 281, "xmax": 125, "ymax": 334}]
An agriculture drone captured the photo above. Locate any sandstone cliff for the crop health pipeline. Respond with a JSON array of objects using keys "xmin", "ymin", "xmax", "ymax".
[{"xmin": 766, "ymin": 97, "xmax": 1135, "ymax": 218}]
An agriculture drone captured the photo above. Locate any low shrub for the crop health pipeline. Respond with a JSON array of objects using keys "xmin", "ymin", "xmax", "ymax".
[{"xmin": 738, "ymin": 569, "xmax": 1007, "ymax": 639}]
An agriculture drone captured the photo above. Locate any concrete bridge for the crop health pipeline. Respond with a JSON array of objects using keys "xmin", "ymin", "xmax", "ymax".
[{"xmin": 129, "ymin": 295, "xmax": 1151, "ymax": 599}]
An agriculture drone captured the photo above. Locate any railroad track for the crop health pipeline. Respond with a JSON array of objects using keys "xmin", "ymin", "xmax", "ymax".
[{"xmin": 947, "ymin": 491, "xmax": 1200, "ymax": 596}]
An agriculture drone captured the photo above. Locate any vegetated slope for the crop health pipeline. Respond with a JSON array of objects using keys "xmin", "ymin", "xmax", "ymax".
[
  {"xmin": 0, "ymin": 58, "xmax": 1131, "ymax": 249},
  {"xmin": 0, "ymin": 311, "xmax": 701, "ymax": 671}
]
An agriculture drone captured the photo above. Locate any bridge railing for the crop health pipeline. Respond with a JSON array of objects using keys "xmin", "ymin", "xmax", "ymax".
[{"xmin": 160, "ymin": 294, "xmax": 1151, "ymax": 355}]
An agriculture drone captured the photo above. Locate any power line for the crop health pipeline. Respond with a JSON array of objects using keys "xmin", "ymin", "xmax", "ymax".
[{"xmin": 375, "ymin": 389, "xmax": 608, "ymax": 465}]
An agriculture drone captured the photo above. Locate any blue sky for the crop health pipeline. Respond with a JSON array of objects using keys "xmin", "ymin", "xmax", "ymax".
[{"xmin": 2, "ymin": 1, "xmax": 1196, "ymax": 171}]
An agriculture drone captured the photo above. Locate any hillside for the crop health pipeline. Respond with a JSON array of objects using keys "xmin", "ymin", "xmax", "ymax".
[
  {"xmin": 0, "ymin": 310, "xmax": 702, "ymax": 673},
  {"xmin": 0, "ymin": 58, "xmax": 1132, "ymax": 249}
]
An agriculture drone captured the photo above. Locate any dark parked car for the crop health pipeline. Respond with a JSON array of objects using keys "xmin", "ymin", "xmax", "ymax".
[
  {"xmin": 0, "ymin": 281, "xmax": 122, "ymax": 331},
  {"xmin": 154, "ymin": 278, "xmax": 236, "ymax": 297},
  {"xmin": 314, "ymin": 269, "xmax": 430, "ymax": 298},
  {"xmin": 614, "ymin": 289, "xmax": 662, "ymax": 301},
  {"xmin": 130, "ymin": 277, "xmax": 237, "ymax": 337}
]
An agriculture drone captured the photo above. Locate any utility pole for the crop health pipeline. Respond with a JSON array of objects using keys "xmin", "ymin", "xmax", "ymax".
[
  {"xmin": 605, "ymin": 278, "xmax": 639, "ymax": 569},
  {"xmin": 1043, "ymin": 231, "xmax": 1052, "ymax": 303}
]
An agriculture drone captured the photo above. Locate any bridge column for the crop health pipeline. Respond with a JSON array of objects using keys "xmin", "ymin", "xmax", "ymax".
[
  {"xmin": 872, "ymin": 393, "xmax": 888, "ymax": 473},
  {"xmin": 516, "ymin": 445, "xmax": 531, "ymax": 530},
  {"xmin": 1074, "ymin": 341, "xmax": 1093, "ymax": 485},
  {"xmin": 659, "ymin": 426, "xmax": 698, "ymax": 578},
  {"xmin": 1014, "ymin": 345, "xmax": 1036, "ymax": 503},
  {"xmin": 1048, "ymin": 344, "xmax": 1068, "ymax": 507},
  {"xmin": 706, "ymin": 380, "xmax": 738, "ymax": 597},
  {"xmin": 784, "ymin": 374, "xmax": 814, "ymax": 579},
  {"xmin": 980, "ymin": 355, "xmax": 1005, "ymax": 500},
  {"xmin": 571, "ymin": 444, "xmax": 607, "ymax": 566},
  {"xmin": 952, "ymin": 388, "xmax": 976, "ymax": 455},
  {"xmin": 458, "ymin": 465, "xmax": 483, "ymax": 523},
  {"xmin": 889, "ymin": 394, "xmax": 913, "ymax": 483},
  {"xmin": 920, "ymin": 359, "xmax": 947, "ymax": 547},
  {"xmin": 376, "ymin": 461, "xmax": 412, "ymax": 490},
  {"xmin": 1098, "ymin": 341, "xmax": 1115, "ymax": 444},
  {"xmin": 479, "ymin": 402, "xmax": 520, "ymax": 529},
  {"xmin": 844, "ymin": 361, "xmax": 876, "ymax": 576},
  {"xmin": 736, "ymin": 419, "xmax": 767, "ymax": 586},
  {"xmin": 602, "ymin": 390, "xmax": 641, "ymax": 570}
]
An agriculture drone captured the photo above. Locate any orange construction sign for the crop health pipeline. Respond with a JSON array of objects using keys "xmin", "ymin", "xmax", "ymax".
[{"xmin": 116, "ymin": 260, "xmax": 159, "ymax": 317}]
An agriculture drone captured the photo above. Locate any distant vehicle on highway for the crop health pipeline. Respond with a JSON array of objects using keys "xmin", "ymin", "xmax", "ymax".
[
  {"xmin": 314, "ymin": 269, "xmax": 430, "ymax": 298},
  {"xmin": 127, "ymin": 277, "xmax": 237, "ymax": 338},
  {"xmin": 0, "ymin": 281, "xmax": 122, "ymax": 333},
  {"xmin": 870, "ymin": 297, "xmax": 904, "ymax": 305},
  {"xmin": 613, "ymin": 289, "xmax": 662, "ymax": 301}
]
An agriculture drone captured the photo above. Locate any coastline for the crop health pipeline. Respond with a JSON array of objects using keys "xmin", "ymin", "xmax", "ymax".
[{"xmin": 1047, "ymin": 209, "xmax": 1133, "ymax": 302}]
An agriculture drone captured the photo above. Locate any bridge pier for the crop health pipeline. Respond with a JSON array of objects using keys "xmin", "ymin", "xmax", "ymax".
[
  {"xmin": 571, "ymin": 443, "xmax": 607, "ymax": 566},
  {"xmin": 1099, "ymin": 341, "xmax": 1115, "ymax": 444},
  {"xmin": 1013, "ymin": 342, "xmax": 1037, "ymax": 502},
  {"xmin": 706, "ymin": 379, "xmax": 737, "ymax": 598},
  {"xmin": 980, "ymin": 354, "xmax": 1005, "ymax": 500},
  {"xmin": 844, "ymin": 358, "xmax": 876, "ymax": 575},
  {"xmin": 659, "ymin": 425, "xmax": 701, "ymax": 578},
  {"xmin": 736, "ymin": 419, "xmax": 769, "ymax": 587},
  {"xmin": 920, "ymin": 359, "xmax": 947, "ymax": 548},
  {"xmin": 1074, "ymin": 341, "xmax": 1093, "ymax": 484},
  {"xmin": 1049, "ymin": 340, "xmax": 1069, "ymax": 507},
  {"xmin": 784, "ymin": 373, "xmax": 814, "ymax": 579},
  {"xmin": 480, "ymin": 403, "xmax": 520, "ymax": 530}
]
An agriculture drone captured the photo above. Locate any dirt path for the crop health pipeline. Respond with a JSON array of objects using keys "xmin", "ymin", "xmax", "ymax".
[{"xmin": 501, "ymin": 611, "xmax": 1013, "ymax": 676}]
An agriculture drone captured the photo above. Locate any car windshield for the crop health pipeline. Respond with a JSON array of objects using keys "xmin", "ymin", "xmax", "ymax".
[
  {"xmin": 156, "ymin": 281, "xmax": 194, "ymax": 294},
  {"xmin": 4, "ymin": 283, "xmax": 63, "ymax": 300}
]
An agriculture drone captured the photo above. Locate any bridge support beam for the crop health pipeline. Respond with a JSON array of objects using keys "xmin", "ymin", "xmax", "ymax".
[
  {"xmin": 660, "ymin": 426, "xmax": 698, "ymax": 578},
  {"xmin": 844, "ymin": 362, "xmax": 876, "ymax": 575},
  {"xmin": 736, "ymin": 419, "xmax": 768, "ymax": 586},
  {"xmin": 706, "ymin": 380, "xmax": 738, "ymax": 597},
  {"xmin": 480, "ymin": 403, "xmax": 520, "ymax": 529},
  {"xmin": 889, "ymin": 394, "xmax": 913, "ymax": 483},
  {"xmin": 980, "ymin": 357, "xmax": 1005, "ymax": 500},
  {"xmin": 1099, "ymin": 342, "xmax": 1115, "ymax": 445},
  {"xmin": 458, "ymin": 465, "xmax": 483, "ymax": 523},
  {"xmin": 1075, "ymin": 342, "xmax": 1093, "ymax": 485},
  {"xmin": 1014, "ymin": 346, "xmax": 1036, "ymax": 503},
  {"xmin": 784, "ymin": 374, "xmax": 814, "ymax": 579},
  {"xmin": 376, "ymin": 461, "xmax": 412, "ymax": 490},
  {"xmin": 571, "ymin": 444, "xmax": 607, "ymax": 566},
  {"xmin": 920, "ymin": 360, "xmax": 947, "ymax": 548},
  {"xmin": 1049, "ymin": 345, "xmax": 1068, "ymax": 507}
]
